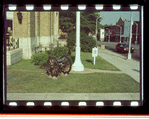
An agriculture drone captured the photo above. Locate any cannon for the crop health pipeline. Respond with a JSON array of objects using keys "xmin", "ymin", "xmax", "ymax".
[{"xmin": 43, "ymin": 56, "xmax": 71, "ymax": 77}]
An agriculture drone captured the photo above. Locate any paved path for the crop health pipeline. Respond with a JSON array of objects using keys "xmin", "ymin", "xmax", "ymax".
[
  {"xmin": 97, "ymin": 46, "xmax": 140, "ymax": 83},
  {"xmin": 97, "ymin": 41, "xmax": 140, "ymax": 61},
  {"xmin": 70, "ymin": 68, "xmax": 123, "ymax": 74},
  {"xmin": 7, "ymin": 93, "xmax": 140, "ymax": 100}
]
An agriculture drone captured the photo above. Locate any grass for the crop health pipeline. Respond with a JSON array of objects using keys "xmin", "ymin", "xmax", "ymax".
[
  {"xmin": 71, "ymin": 52, "xmax": 120, "ymax": 71},
  {"xmin": 7, "ymin": 70, "xmax": 139, "ymax": 93},
  {"xmin": 7, "ymin": 59, "xmax": 41, "ymax": 70},
  {"xmin": 6, "ymin": 53, "xmax": 139, "ymax": 93},
  {"xmin": 7, "ymin": 51, "xmax": 120, "ymax": 71}
]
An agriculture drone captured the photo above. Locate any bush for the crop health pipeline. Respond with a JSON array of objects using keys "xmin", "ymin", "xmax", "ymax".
[
  {"xmin": 31, "ymin": 53, "xmax": 49, "ymax": 65},
  {"xmin": 47, "ymin": 46, "xmax": 70, "ymax": 59},
  {"xmin": 67, "ymin": 31, "xmax": 76, "ymax": 47},
  {"xmin": 67, "ymin": 31, "xmax": 97, "ymax": 52},
  {"xmin": 80, "ymin": 33, "xmax": 97, "ymax": 52},
  {"xmin": 32, "ymin": 47, "xmax": 74, "ymax": 68}
]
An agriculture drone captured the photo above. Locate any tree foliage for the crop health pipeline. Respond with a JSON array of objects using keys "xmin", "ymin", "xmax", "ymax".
[
  {"xmin": 80, "ymin": 11, "xmax": 101, "ymax": 34},
  {"xmin": 67, "ymin": 31, "xmax": 97, "ymax": 52},
  {"xmin": 59, "ymin": 11, "xmax": 102, "ymax": 35},
  {"xmin": 59, "ymin": 11, "xmax": 76, "ymax": 33},
  {"xmin": 98, "ymin": 24, "xmax": 111, "ymax": 29}
]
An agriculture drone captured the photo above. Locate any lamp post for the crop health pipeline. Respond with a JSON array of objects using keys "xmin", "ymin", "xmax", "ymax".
[
  {"xmin": 96, "ymin": 17, "xmax": 101, "ymax": 41},
  {"xmin": 117, "ymin": 25, "xmax": 122, "ymax": 43},
  {"xmin": 106, "ymin": 28, "xmax": 110, "ymax": 42},
  {"xmin": 128, "ymin": 12, "xmax": 133, "ymax": 59},
  {"xmin": 133, "ymin": 21, "xmax": 138, "ymax": 44},
  {"xmin": 72, "ymin": 11, "xmax": 84, "ymax": 71},
  {"xmin": 17, "ymin": 11, "xmax": 23, "ymax": 24}
]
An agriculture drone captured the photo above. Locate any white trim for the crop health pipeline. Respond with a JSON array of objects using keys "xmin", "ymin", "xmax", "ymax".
[
  {"xmin": 130, "ymin": 4, "xmax": 138, "ymax": 10},
  {"xmin": 141, "ymin": 6, "xmax": 144, "ymax": 101},
  {"xmin": 113, "ymin": 101, "xmax": 121, "ymax": 106},
  {"xmin": 26, "ymin": 102, "xmax": 35, "ymax": 106},
  {"xmin": 61, "ymin": 102, "xmax": 69, "ymax": 106},
  {"xmin": 8, "ymin": 4, "xmax": 16, "ymax": 10},
  {"xmin": 95, "ymin": 4, "xmax": 103, "ymax": 10},
  {"xmin": 44, "ymin": 102, "xmax": 52, "ymax": 106},
  {"xmin": 131, "ymin": 101, "xmax": 139, "ymax": 106},
  {"xmin": 43, "ymin": 5, "xmax": 51, "ymax": 10},
  {"xmin": 113, "ymin": 5, "xmax": 121, "ymax": 10},
  {"xmin": 78, "ymin": 102, "xmax": 86, "ymax": 106},
  {"xmin": 96, "ymin": 102, "xmax": 104, "ymax": 106},
  {"xmin": 9, "ymin": 102, "xmax": 17, "ymax": 106},
  {"xmin": 78, "ymin": 5, "xmax": 86, "ymax": 10},
  {"xmin": 61, "ymin": 5, "xmax": 69, "ymax": 10},
  {"xmin": 26, "ymin": 5, "xmax": 34, "ymax": 10}
]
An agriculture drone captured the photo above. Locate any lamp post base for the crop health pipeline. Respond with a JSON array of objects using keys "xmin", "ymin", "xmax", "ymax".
[
  {"xmin": 128, "ymin": 53, "xmax": 132, "ymax": 59},
  {"xmin": 72, "ymin": 47, "xmax": 84, "ymax": 71},
  {"xmin": 72, "ymin": 65, "xmax": 84, "ymax": 71}
]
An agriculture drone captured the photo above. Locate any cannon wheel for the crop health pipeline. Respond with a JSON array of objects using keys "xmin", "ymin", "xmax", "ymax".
[
  {"xmin": 46, "ymin": 57, "xmax": 59, "ymax": 77},
  {"xmin": 60, "ymin": 56, "xmax": 71, "ymax": 74}
]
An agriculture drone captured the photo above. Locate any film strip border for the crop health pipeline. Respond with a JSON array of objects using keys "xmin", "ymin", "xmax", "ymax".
[
  {"xmin": 7, "ymin": 100, "xmax": 142, "ymax": 106},
  {"xmin": 3, "ymin": 4, "xmax": 144, "ymax": 107},
  {"xmin": 6, "ymin": 4, "xmax": 141, "ymax": 11}
]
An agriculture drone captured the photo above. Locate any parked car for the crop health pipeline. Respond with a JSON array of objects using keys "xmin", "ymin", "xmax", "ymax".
[{"xmin": 116, "ymin": 43, "xmax": 135, "ymax": 53}]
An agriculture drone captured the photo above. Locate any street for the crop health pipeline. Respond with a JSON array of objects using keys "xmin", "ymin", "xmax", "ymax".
[{"xmin": 97, "ymin": 41, "xmax": 140, "ymax": 61}]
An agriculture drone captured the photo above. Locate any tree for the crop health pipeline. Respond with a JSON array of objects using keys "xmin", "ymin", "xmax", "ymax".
[
  {"xmin": 59, "ymin": 11, "xmax": 102, "ymax": 35},
  {"xmin": 80, "ymin": 11, "xmax": 101, "ymax": 34},
  {"xmin": 98, "ymin": 24, "xmax": 111, "ymax": 29},
  {"xmin": 59, "ymin": 11, "xmax": 76, "ymax": 33}
]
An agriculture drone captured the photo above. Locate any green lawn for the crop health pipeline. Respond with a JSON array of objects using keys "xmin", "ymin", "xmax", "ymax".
[
  {"xmin": 6, "ymin": 53, "xmax": 139, "ymax": 93},
  {"xmin": 7, "ymin": 70, "xmax": 139, "ymax": 93},
  {"xmin": 7, "ymin": 52, "xmax": 120, "ymax": 71},
  {"xmin": 7, "ymin": 59, "xmax": 42, "ymax": 70},
  {"xmin": 71, "ymin": 52, "xmax": 120, "ymax": 71}
]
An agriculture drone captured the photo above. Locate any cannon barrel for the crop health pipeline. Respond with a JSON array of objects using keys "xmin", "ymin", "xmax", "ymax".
[{"xmin": 57, "ymin": 58, "xmax": 65, "ymax": 63}]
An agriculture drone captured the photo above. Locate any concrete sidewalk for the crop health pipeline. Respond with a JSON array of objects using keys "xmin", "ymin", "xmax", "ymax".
[
  {"xmin": 7, "ymin": 93, "xmax": 140, "ymax": 100},
  {"xmin": 97, "ymin": 46, "xmax": 140, "ymax": 83}
]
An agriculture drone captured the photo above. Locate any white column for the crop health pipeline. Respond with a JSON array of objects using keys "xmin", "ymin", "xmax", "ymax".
[
  {"xmin": 128, "ymin": 12, "xmax": 133, "ymax": 59},
  {"xmin": 72, "ymin": 11, "xmax": 84, "ymax": 71}
]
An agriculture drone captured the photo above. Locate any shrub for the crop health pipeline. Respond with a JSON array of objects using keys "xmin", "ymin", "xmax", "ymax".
[
  {"xmin": 67, "ymin": 31, "xmax": 97, "ymax": 52},
  {"xmin": 80, "ymin": 33, "xmax": 97, "ymax": 52},
  {"xmin": 31, "ymin": 53, "xmax": 49, "ymax": 65},
  {"xmin": 67, "ymin": 31, "xmax": 76, "ymax": 47},
  {"xmin": 45, "ymin": 50, "xmax": 53, "ymax": 56},
  {"xmin": 49, "ymin": 46, "xmax": 70, "ymax": 59},
  {"xmin": 32, "ymin": 47, "xmax": 74, "ymax": 68}
]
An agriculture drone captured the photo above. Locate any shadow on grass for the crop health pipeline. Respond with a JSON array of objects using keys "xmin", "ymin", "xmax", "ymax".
[
  {"xmin": 132, "ymin": 69, "xmax": 140, "ymax": 72},
  {"xmin": 86, "ymin": 60, "xmax": 93, "ymax": 64},
  {"xmin": 71, "ymin": 56, "xmax": 75, "ymax": 64}
]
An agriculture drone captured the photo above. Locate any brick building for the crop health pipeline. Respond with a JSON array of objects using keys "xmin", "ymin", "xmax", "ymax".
[
  {"xmin": 104, "ymin": 17, "xmax": 141, "ymax": 44},
  {"xmin": 6, "ymin": 11, "xmax": 59, "ymax": 59}
]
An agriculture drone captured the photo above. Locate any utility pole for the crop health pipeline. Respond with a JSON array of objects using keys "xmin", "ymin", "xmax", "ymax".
[
  {"xmin": 106, "ymin": 28, "xmax": 110, "ymax": 42},
  {"xmin": 72, "ymin": 11, "xmax": 84, "ymax": 71},
  {"xmin": 117, "ymin": 25, "xmax": 122, "ymax": 43},
  {"xmin": 96, "ymin": 17, "xmax": 101, "ymax": 41},
  {"xmin": 134, "ymin": 21, "xmax": 138, "ymax": 44},
  {"xmin": 128, "ymin": 12, "xmax": 133, "ymax": 59}
]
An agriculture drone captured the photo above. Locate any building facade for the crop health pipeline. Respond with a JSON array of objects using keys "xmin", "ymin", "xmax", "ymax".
[
  {"xmin": 104, "ymin": 17, "xmax": 141, "ymax": 44},
  {"xmin": 6, "ymin": 11, "xmax": 59, "ymax": 59}
]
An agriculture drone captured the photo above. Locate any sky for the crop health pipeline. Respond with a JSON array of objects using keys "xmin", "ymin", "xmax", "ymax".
[{"xmin": 99, "ymin": 11, "xmax": 140, "ymax": 25}]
